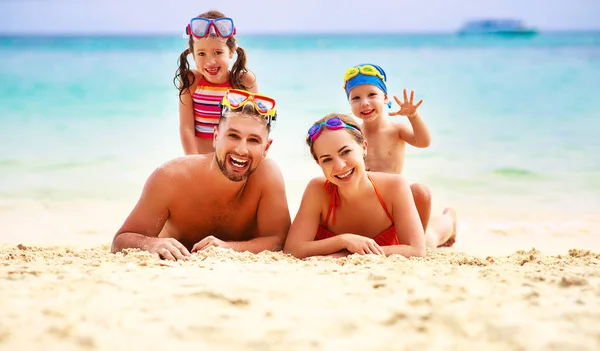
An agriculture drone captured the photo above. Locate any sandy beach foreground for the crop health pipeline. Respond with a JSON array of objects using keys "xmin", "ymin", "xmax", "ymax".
[{"xmin": 1, "ymin": 243, "xmax": 599, "ymax": 351}]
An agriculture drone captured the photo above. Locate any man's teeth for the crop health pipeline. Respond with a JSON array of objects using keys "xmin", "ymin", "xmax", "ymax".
[
  {"xmin": 336, "ymin": 169, "xmax": 353, "ymax": 179},
  {"xmin": 230, "ymin": 155, "xmax": 248, "ymax": 167}
]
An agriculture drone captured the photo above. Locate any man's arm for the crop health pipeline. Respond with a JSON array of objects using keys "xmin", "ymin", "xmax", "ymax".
[
  {"xmin": 111, "ymin": 166, "xmax": 189, "ymax": 260},
  {"xmin": 227, "ymin": 159, "xmax": 291, "ymax": 253}
]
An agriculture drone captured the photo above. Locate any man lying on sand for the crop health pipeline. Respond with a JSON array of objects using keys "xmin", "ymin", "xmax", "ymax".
[{"xmin": 111, "ymin": 89, "xmax": 291, "ymax": 260}]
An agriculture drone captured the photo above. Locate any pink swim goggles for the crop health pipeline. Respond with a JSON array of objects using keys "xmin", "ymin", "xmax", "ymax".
[
  {"xmin": 186, "ymin": 17, "xmax": 236, "ymax": 39},
  {"xmin": 307, "ymin": 117, "xmax": 361, "ymax": 144}
]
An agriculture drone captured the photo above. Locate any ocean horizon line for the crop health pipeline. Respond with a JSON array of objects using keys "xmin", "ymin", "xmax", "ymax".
[{"xmin": 1, "ymin": 29, "xmax": 599, "ymax": 38}]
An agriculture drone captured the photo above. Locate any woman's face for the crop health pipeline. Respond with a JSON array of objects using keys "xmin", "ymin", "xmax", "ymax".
[{"xmin": 312, "ymin": 128, "xmax": 367, "ymax": 186}]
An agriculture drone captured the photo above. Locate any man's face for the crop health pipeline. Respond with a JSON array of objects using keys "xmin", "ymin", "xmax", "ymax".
[{"xmin": 213, "ymin": 114, "xmax": 272, "ymax": 182}]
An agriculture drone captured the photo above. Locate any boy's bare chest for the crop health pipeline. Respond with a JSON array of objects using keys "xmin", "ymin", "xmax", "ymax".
[{"xmin": 364, "ymin": 131, "xmax": 405, "ymax": 173}]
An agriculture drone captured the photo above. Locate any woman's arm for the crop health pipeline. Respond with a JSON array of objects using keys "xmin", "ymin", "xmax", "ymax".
[
  {"xmin": 283, "ymin": 179, "xmax": 349, "ymax": 258},
  {"xmin": 383, "ymin": 174, "xmax": 426, "ymax": 257}
]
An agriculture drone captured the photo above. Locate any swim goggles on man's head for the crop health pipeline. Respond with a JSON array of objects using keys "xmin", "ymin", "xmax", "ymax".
[
  {"xmin": 186, "ymin": 17, "xmax": 236, "ymax": 39},
  {"xmin": 220, "ymin": 89, "xmax": 277, "ymax": 124},
  {"xmin": 343, "ymin": 64, "xmax": 387, "ymax": 89},
  {"xmin": 307, "ymin": 117, "xmax": 361, "ymax": 144}
]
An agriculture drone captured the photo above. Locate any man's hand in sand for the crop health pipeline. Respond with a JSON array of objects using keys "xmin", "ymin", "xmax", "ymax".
[
  {"xmin": 341, "ymin": 234, "xmax": 385, "ymax": 255},
  {"xmin": 191, "ymin": 236, "xmax": 230, "ymax": 253},
  {"xmin": 389, "ymin": 89, "xmax": 423, "ymax": 118},
  {"xmin": 146, "ymin": 237, "xmax": 190, "ymax": 261}
]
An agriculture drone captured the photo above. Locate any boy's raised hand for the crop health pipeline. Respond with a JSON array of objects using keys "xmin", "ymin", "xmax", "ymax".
[{"xmin": 389, "ymin": 89, "xmax": 423, "ymax": 118}]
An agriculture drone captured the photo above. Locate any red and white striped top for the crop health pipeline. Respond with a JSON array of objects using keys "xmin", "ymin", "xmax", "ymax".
[{"xmin": 192, "ymin": 77, "xmax": 231, "ymax": 139}]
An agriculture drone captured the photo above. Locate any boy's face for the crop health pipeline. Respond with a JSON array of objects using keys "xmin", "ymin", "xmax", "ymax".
[{"xmin": 348, "ymin": 84, "xmax": 389, "ymax": 123}]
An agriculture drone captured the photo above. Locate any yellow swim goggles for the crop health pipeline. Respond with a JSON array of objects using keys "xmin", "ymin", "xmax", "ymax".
[
  {"xmin": 343, "ymin": 64, "xmax": 387, "ymax": 89},
  {"xmin": 220, "ymin": 89, "xmax": 277, "ymax": 124}
]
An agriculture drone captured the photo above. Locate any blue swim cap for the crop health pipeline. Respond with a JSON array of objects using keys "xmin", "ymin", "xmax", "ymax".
[
  {"xmin": 343, "ymin": 63, "xmax": 391, "ymax": 107},
  {"xmin": 344, "ymin": 63, "xmax": 388, "ymax": 96}
]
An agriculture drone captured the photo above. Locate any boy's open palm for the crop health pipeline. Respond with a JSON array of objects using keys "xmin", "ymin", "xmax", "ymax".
[{"xmin": 389, "ymin": 89, "xmax": 423, "ymax": 118}]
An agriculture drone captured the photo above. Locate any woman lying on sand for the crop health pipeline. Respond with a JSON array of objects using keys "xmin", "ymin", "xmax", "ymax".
[{"xmin": 283, "ymin": 113, "xmax": 456, "ymax": 258}]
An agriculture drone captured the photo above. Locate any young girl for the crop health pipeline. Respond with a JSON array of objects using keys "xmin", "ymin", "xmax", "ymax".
[
  {"xmin": 283, "ymin": 113, "xmax": 455, "ymax": 259},
  {"xmin": 174, "ymin": 10, "xmax": 258, "ymax": 155}
]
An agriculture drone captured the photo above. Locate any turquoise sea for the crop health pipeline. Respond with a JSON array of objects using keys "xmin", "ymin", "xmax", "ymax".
[{"xmin": 1, "ymin": 32, "xmax": 599, "ymax": 219}]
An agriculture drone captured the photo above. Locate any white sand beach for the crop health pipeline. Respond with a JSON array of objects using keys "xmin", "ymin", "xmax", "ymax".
[{"xmin": 1, "ymin": 199, "xmax": 599, "ymax": 350}]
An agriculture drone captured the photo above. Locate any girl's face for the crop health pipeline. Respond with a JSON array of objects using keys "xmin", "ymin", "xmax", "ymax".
[
  {"xmin": 192, "ymin": 37, "xmax": 234, "ymax": 84},
  {"xmin": 312, "ymin": 128, "xmax": 367, "ymax": 187}
]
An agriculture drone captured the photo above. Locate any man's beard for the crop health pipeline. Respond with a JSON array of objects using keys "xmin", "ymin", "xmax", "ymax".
[{"xmin": 216, "ymin": 152, "xmax": 257, "ymax": 182}]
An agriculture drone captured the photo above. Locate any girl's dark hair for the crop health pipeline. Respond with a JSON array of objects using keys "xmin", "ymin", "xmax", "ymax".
[
  {"xmin": 173, "ymin": 9, "xmax": 254, "ymax": 101},
  {"xmin": 306, "ymin": 113, "xmax": 364, "ymax": 160}
]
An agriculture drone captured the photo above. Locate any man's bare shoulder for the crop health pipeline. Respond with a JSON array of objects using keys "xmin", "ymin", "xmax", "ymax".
[
  {"xmin": 251, "ymin": 157, "xmax": 284, "ymax": 183},
  {"xmin": 151, "ymin": 155, "xmax": 211, "ymax": 182}
]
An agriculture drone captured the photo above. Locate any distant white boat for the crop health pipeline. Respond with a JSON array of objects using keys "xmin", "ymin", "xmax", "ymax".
[{"xmin": 458, "ymin": 19, "xmax": 537, "ymax": 36}]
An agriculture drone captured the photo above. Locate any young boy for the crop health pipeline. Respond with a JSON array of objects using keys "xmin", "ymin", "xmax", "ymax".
[{"xmin": 343, "ymin": 63, "xmax": 456, "ymax": 248}]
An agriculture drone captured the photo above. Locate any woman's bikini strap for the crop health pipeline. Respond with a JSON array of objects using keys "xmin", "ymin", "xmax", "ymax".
[
  {"xmin": 368, "ymin": 175, "xmax": 395, "ymax": 223},
  {"xmin": 324, "ymin": 180, "xmax": 340, "ymax": 226}
]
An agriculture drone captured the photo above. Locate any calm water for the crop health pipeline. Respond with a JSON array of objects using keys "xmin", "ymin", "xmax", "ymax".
[{"xmin": 1, "ymin": 32, "xmax": 599, "ymax": 216}]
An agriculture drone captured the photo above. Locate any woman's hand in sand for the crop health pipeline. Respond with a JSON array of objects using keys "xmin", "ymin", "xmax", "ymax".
[
  {"xmin": 191, "ymin": 235, "xmax": 230, "ymax": 253},
  {"xmin": 389, "ymin": 89, "xmax": 423, "ymax": 118},
  {"xmin": 145, "ymin": 237, "xmax": 190, "ymax": 261},
  {"xmin": 341, "ymin": 234, "xmax": 385, "ymax": 255},
  {"xmin": 326, "ymin": 250, "xmax": 351, "ymax": 258}
]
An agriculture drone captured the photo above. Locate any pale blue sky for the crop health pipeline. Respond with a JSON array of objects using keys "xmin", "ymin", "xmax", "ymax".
[{"xmin": 1, "ymin": 0, "xmax": 599, "ymax": 34}]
